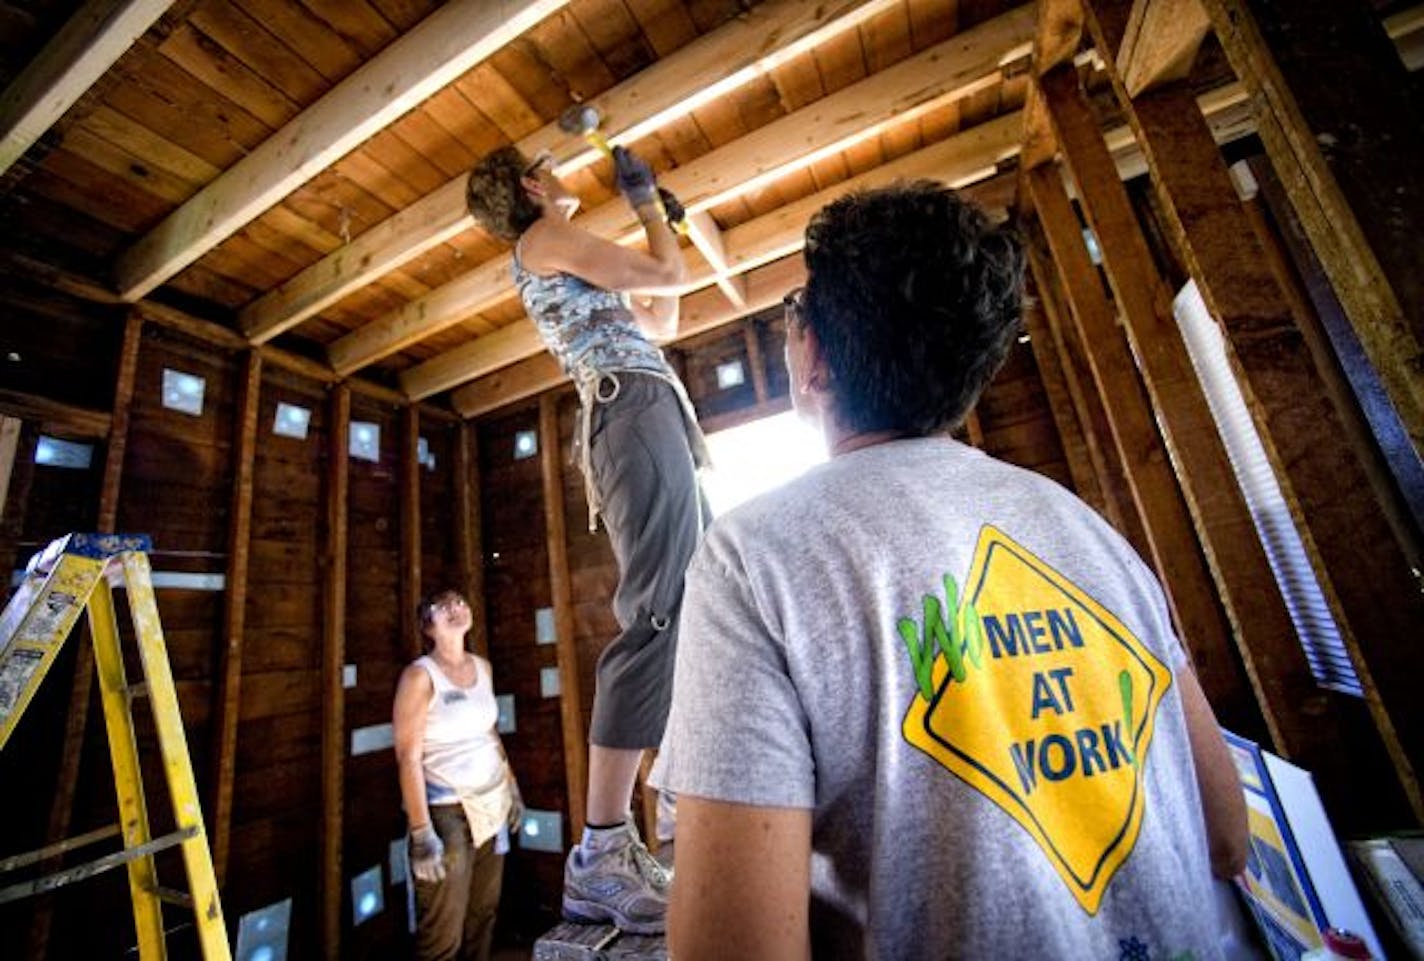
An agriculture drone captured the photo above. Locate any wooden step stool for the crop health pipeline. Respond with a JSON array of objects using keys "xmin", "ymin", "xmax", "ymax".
[{"xmin": 533, "ymin": 922, "xmax": 666, "ymax": 960}]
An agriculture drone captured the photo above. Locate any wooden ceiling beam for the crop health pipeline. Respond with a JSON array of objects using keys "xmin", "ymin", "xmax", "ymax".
[
  {"xmin": 0, "ymin": 0, "xmax": 173, "ymax": 177},
  {"xmin": 1118, "ymin": 0, "xmax": 1211, "ymax": 96},
  {"xmin": 237, "ymin": 0, "xmax": 905, "ymax": 344},
  {"xmin": 113, "ymin": 0, "xmax": 572, "ymax": 301},
  {"xmin": 413, "ymin": 74, "xmax": 1256, "ymax": 405},
  {"xmin": 406, "ymin": 110, "xmax": 1025, "ymax": 402},
  {"xmin": 684, "ymin": 211, "xmax": 747, "ymax": 308},
  {"xmin": 338, "ymin": 5, "xmax": 1038, "ymax": 381}
]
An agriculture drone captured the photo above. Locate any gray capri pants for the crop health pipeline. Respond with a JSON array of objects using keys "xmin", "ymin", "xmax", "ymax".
[{"xmin": 586, "ymin": 373, "xmax": 707, "ymax": 749}]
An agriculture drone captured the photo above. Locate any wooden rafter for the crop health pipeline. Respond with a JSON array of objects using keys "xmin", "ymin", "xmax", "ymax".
[
  {"xmin": 1117, "ymin": 0, "xmax": 1211, "ymax": 96},
  {"xmin": 412, "ymin": 110, "xmax": 1023, "ymax": 402},
  {"xmin": 329, "ymin": 5, "xmax": 1038, "ymax": 379},
  {"xmin": 0, "ymin": 0, "xmax": 173, "ymax": 177},
  {"xmin": 1199, "ymin": 0, "xmax": 1424, "ymax": 459},
  {"xmin": 237, "ymin": 0, "xmax": 904, "ymax": 344},
  {"xmin": 1083, "ymin": 0, "xmax": 1424, "ymax": 817},
  {"xmin": 436, "ymin": 76, "xmax": 1254, "ymax": 411},
  {"xmin": 685, "ymin": 212, "xmax": 748, "ymax": 308},
  {"xmin": 1023, "ymin": 159, "xmax": 1261, "ymax": 733},
  {"xmin": 113, "ymin": 0, "xmax": 572, "ymax": 301}
]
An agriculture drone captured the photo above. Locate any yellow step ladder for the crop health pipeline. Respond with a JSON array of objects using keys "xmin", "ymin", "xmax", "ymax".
[{"xmin": 0, "ymin": 533, "xmax": 230, "ymax": 960}]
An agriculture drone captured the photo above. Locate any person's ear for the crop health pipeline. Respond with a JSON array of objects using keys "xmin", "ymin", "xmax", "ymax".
[
  {"xmin": 521, "ymin": 174, "xmax": 545, "ymax": 200},
  {"xmin": 800, "ymin": 323, "xmax": 832, "ymax": 396}
]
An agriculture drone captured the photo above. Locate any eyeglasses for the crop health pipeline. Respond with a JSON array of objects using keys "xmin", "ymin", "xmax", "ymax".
[
  {"xmin": 783, "ymin": 286, "xmax": 806, "ymax": 326},
  {"xmin": 428, "ymin": 596, "xmax": 469, "ymax": 618},
  {"xmin": 523, "ymin": 150, "xmax": 554, "ymax": 178}
]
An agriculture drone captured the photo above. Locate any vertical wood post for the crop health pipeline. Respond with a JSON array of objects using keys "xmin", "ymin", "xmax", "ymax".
[
  {"xmin": 453, "ymin": 421, "xmax": 487, "ymax": 658},
  {"xmin": 1024, "ymin": 162, "xmax": 1259, "ymax": 735},
  {"xmin": 1037, "ymin": 66, "xmax": 1399, "ymax": 819},
  {"xmin": 321, "ymin": 385, "xmax": 350, "ymax": 961},
  {"xmin": 742, "ymin": 324, "xmax": 770, "ymax": 405},
  {"xmin": 1198, "ymin": 0, "xmax": 1424, "ymax": 458},
  {"xmin": 0, "ymin": 416, "xmax": 20, "ymax": 521},
  {"xmin": 209, "ymin": 349, "xmax": 262, "ymax": 882},
  {"xmin": 401, "ymin": 404, "xmax": 423, "ymax": 660},
  {"xmin": 1082, "ymin": 3, "xmax": 1424, "ymax": 817},
  {"xmin": 539, "ymin": 394, "xmax": 586, "ymax": 837},
  {"xmin": 28, "ymin": 309, "xmax": 143, "ymax": 961},
  {"xmin": 1023, "ymin": 228, "xmax": 1150, "ymax": 558},
  {"xmin": 1020, "ymin": 297, "xmax": 1106, "ymax": 515}
]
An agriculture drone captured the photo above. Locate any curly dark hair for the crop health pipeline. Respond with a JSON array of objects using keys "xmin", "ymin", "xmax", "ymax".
[
  {"xmin": 799, "ymin": 181, "xmax": 1025, "ymax": 435},
  {"xmin": 466, "ymin": 146, "xmax": 543, "ymax": 242}
]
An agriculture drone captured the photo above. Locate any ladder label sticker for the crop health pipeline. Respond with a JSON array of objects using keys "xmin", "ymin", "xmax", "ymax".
[
  {"xmin": 899, "ymin": 525, "xmax": 1172, "ymax": 915},
  {"xmin": 0, "ymin": 648, "xmax": 44, "ymax": 721},
  {"xmin": 18, "ymin": 591, "xmax": 81, "ymax": 645}
]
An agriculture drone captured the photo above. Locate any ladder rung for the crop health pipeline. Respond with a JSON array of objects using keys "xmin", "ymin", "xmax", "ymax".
[
  {"xmin": 0, "ymin": 825, "xmax": 198, "ymax": 905},
  {"xmin": 0, "ymin": 824, "xmax": 122, "ymax": 876},
  {"xmin": 125, "ymin": 680, "xmax": 150, "ymax": 701},
  {"xmin": 148, "ymin": 885, "xmax": 194, "ymax": 910}
]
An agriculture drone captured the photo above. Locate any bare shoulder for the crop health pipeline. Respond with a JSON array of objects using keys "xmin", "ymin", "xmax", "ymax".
[
  {"xmin": 396, "ymin": 661, "xmax": 433, "ymax": 697},
  {"xmin": 517, "ymin": 219, "xmax": 570, "ymax": 275}
]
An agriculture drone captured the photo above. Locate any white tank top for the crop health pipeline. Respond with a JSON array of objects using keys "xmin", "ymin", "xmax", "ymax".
[{"xmin": 416, "ymin": 654, "xmax": 504, "ymax": 806}]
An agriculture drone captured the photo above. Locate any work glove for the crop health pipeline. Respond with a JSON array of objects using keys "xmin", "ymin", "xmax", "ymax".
[
  {"xmin": 408, "ymin": 824, "xmax": 446, "ymax": 884},
  {"xmin": 613, "ymin": 146, "xmax": 658, "ymax": 208},
  {"xmin": 508, "ymin": 774, "xmax": 526, "ymax": 833},
  {"xmin": 658, "ymin": 187, "xmax": 686, "ymax": 231}
]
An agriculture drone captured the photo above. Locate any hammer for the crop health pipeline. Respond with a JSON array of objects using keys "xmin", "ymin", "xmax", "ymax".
[
  {"xmin": 558, "ymin": 103, "xmax": 613, "ymax": 158},
  {"xmin": 558, "ymin": 103, "xmax": 687, "ymax": 235}
]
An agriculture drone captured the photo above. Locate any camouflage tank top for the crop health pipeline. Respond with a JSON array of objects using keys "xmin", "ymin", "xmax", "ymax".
[{"xmin": 512, "ymin": 242, "xmax": 674, "ymax": 385}]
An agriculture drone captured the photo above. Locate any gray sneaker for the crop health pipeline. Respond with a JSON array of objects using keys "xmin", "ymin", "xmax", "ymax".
[{"xmin": 563, "ymin": 824, "xmax": 670, "ymax": 933}]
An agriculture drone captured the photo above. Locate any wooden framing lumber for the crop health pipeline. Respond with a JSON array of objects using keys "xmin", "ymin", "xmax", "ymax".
[
  {"xmin": 1020, "ymin": 295, "xmax": 1106, "ymax": 515},
  {"xmin": 1117, "ymin": 0, "xmax": 1211, "ymax": 96},
  {"xmin": 0, "ymin": 416, "xmax": 18, "ymax": 521},
  {"xmin": 416, "ymin": 112, "xmax": 1025, "ymax": 403},
  {"xmin": 453, "ymin": 422, "xmax": 486, "ymax": 658},
  {"xmin": 446, "ymin": 83, "xmax": 1257, "ymax": 416},
  {"xmin": 539, "ymin": 394, "xmax": 585, "ymax": 836},
  {"xmin": 1081, "ymin": 6, "xmax": 1424, "ymax": 813},
  {"xmin": 25, "ymin": 308, "xmax": 143, "ymax": 960},
  {"xmin": 0, "ymin": 0, "xmax": 172, "ymax": 176},
  {"xmin": 320, "ymin": 385, "xmax": 350, "ymax": 961},
  {"xmin": 401, "ymin": 405, "xmax": 423, "ymax": 661},
  {"xmin": 1199, "ymin": 0, "xmax": 1424, "ymax": 461},
  {"xmin": 685, "ymin": 211, "xmax": 747, "ymax": 308},
  {"xmin": 1036, "ymin": 69, "xmax": 1399, "ymax": 809},
  {"xmin": 114, "ymin": 0, "xmax": 572, "ymax": 301},
  {"xmin": 237, "ymin": 0, "xmax": 904, "ymax": 344},
  {"xmin": 1021, "ymin": 229, "xmax": 1145, "ymax": 554},
  {"xmin": 208, "ymin": 348, "xmax": 261, "ymax": 883},
  {"xmin": 0, "ymin": 389, "xmax": 111, "ymax": 439},
  {"xmin": 1023, "ymin": 162, "xmax": 1258, "ymax": 731},
  {"xmin": 334, "ymin": 6, "xmax": 1037, "ymax": 378}
]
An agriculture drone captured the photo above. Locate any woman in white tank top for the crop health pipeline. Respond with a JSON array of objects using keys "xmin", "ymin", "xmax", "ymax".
[{"xmin": 393, "ymin": 589, "xmax": 523, "ymax": 961}]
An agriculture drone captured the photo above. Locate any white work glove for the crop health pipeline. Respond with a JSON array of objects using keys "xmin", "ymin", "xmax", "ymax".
[
  {"xmin": 507, "ymin": 774, "xmax": 526, "ymax": 833},
  {"xmin": 408, "ymin": 824, "xmax": 446, "ymax": 883}
]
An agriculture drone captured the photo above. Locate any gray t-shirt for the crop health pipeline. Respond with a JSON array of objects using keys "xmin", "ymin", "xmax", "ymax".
[{"xmin": 656, "ymin": 438, "xmax": 1222, "ymax": 960}]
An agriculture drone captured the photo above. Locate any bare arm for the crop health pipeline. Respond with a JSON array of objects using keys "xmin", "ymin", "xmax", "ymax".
[
  {"xmin": 393, "ymin": 664, "xmax": 434, "ymax": 832},
  {"xmin": 668, "ymin": 796, "xmax": 812, "ymax": 961},
  {"xmin": 520, "ymin": 201, "xmax": 687, "ymax": 298},
  {"xmin": 1177, "ymin": 665, "xmax": 1248, "ymax": 878},
  {"xmin": 628, "ymin": 291, "xmax": 679, "ymax": 343}
]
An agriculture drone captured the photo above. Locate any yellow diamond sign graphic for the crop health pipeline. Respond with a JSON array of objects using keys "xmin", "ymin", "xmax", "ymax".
[{"xmin": 901, "ymin": 525, "xmax": 1172, "ymax": 914}]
